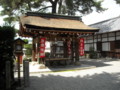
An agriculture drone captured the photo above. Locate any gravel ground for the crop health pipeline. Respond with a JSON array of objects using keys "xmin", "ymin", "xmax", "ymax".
[{"xmin": 24, "ymin": 59, "xmax": 120, "ymax": 90}]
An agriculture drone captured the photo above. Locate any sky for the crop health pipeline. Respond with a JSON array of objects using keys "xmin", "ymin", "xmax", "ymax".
[
  {"xmin": 82, "ymin": 0, "xmax": 120, "ymax": 25},
  {"xmin": 0, "ymin": 0, "xmax": 120, "ymax": 27}
]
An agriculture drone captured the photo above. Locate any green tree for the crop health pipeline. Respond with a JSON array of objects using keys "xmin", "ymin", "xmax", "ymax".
[
  {"xmin": 89, "ymin": 47, "xmax": 97, "ymax": 59},
  {"xmin": 115, "ymin": 0, "xmax": 120, "ymax": 4},
  {"xmin": 0, "ymin": 0, "xmax": 105, "ymax": 23},
  {"xmin": 24, "ymin": 44, "xmax": 32, "ymax": 58},
  {"xmin": 0, "ymin": 26, "xmax": 15, "ymax": 89},
  {"xmin": 0, "ymin": 0, "xmax": 48, "ymax": 24}
]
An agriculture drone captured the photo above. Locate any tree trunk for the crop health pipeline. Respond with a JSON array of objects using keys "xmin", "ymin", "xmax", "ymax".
[
  {"xmin": 52, "ymin": 3, "xmax": 57, "ymax": 14},
  {"xmin": 58, "ymin": 0, "xmax": 62, "ymax": 14},
  {"xmin": 49, "ymin": 0, "xmax": 59, "ymax": 14}
]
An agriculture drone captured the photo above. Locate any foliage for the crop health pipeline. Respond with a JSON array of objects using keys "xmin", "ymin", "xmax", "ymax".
[
  {"xmin": 23, "ymin": 39, "xmax": 28, "ymax": 44},
  {"xmin": 115, "ymin": 0, "xmax": 120, "ymax": 4},
  {"xmin": 0, "ymin": 0, "xmax": 106, "ymax": 23},
  {"xmin": 59, "ymin": 0, "xmax": 106, "ymax": 15},
  {"xmin": 24, "ymin": 44, "xmax": 32, "ymax": 56},
  {"xmin": 0, "ymin": 26, "xmax": 15, "ymax": 41},
  {"xmin": 45, "ymin": 52, "xmax": 50, "ymax": 58},
  {"xmin": 89, "ymin": 46, "xmax": 97, "ymax": 59},
  {"xmin": 23, "ymin": 40, "xmax": 32, "ymax": 59},
  {"xmin": 0, "ymin": 26, "xmax": 15, "ymax": 89}
]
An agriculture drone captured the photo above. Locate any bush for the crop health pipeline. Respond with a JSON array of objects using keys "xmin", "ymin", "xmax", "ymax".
[
  {"xmin": 24, "ymin": 44, "xmax": 32, "ymax": 58},
  {"xmin": 45, "ymin": 52, "xmax": 50, "ymax": 58},
  {"xmin": 89, "ymin": 47, "xmax": 97, "ymax": 59},
  {"xmin": 0, "ymin": 26, "xmax": 15, "ymax": 90}
]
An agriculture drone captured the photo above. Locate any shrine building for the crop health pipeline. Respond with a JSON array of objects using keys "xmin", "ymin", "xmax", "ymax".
[{"xmin": 19, "ymin": 12, "xmax": 99, "ymax": 66}]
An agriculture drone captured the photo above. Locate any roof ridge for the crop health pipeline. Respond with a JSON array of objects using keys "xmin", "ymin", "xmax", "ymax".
[
  {"xmin": 90, "ymin": 15, "xmax": 120, "ymax": 26},
  {"xmin": 26, "ymin": 12, "xmax": 82, "ymax": 21}
]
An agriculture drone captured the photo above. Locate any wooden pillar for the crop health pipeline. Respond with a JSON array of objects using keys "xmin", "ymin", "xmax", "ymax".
[
  {"xmin": 101, "ymin": 34, "xmax": 102, "ymax": 57},
  {"xmin": 36, "ymin": 37, "xmax": 40, "ymax": 62},
  {"xmin": 97, "ymin": 34, "xmax": 99, "ymax": 57},
  {"xmin": 107, "ymin": 32, "xmax": 109, "ymax": 58},
  {"xmin": 63, "ymin": 39, "xmax": 67, "ymax": 58},
  {"xmin": 115, "ymin": 32, "xmax": 117, "ymax": 58},
  {"xmin": 32, "ymin": 37, "xmax": 36, "ymax": 61},
  {"xmin": 71, "ymin": 36, "xmax": 79, "ymax": 63},
  {"xmin": 93, "ymin": 33, "xmax": 94, "ymax": 48},
  {"xmin": 34, "ymin": 38, "xmax": 37, "ymax": 61},
  {"xmin": 71, "ymin": 37, "xmax": 75, "ymax": 63},
  {"xmin": 63, "ymin": 39, "xmax": 67, "ymax": 65},
  {"xmin": 75, "ymin": 37, "xmax": 79, "ymax": 61}
]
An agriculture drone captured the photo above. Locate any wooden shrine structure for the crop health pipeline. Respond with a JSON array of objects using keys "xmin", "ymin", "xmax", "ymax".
[
  {"xmin": 84, "ymin": 16, "xmax": 120, "ymax": 58},
  {"xmin": 19, "ymin": 12, "xmax": 99, "ymax": 66}
]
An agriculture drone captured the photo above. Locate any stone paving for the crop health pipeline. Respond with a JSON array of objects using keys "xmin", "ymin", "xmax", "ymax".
[{"xmin": 24, "ymin": 59, "xmax": 120, "ymax": 90}]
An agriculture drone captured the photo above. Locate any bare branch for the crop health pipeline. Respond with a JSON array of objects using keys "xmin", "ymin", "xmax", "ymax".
[{"xmin": 38, "ymin": 6, "xmax": 52, "ymax": 11}]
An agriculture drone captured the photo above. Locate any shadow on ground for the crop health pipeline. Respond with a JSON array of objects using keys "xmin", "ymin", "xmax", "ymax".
[
  {"xmin": 80, "ymin": 58, "xmax": 119, "ymax": 67},
  {"xmin": 24, "ymin": 72, "xmax": 120, "ymax": 90}
]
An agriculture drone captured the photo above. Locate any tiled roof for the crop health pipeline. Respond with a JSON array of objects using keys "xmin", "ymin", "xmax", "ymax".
[{"xmin": 90, "ymin": 16, "xmax": 120, "ymax": 33}]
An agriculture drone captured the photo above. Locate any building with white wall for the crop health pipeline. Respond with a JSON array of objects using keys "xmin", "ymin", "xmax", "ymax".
[{"xmin": 85, "ymin": 16, "xmax": 120, "ymax": 58}]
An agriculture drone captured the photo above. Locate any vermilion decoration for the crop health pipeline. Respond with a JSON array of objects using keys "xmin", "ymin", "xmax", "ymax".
[
  {"xmin": 79, "ymin": 38, "xmax": 84, "ymax": 56},
  {"xmin": 39, "ymin": 38, "xmax": 46, "ymax": 58}
]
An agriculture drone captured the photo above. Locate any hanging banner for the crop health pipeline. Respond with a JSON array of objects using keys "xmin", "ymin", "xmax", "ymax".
[
  {"xmin": 67, "ymin": 40, "xmax": 71, "ymax": 55},
  {"xmin": 79, "ymin": 38, "xmax": 84, "ymax": 56},
  {"xmin": 39, "ymin": 38, "xmax": 46, "ymax": 58}
]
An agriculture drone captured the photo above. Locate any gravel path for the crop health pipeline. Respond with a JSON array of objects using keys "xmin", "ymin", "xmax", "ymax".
[{"xmin": 24, "ymin": 59, "xmax": 120, "ymax": 90}]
